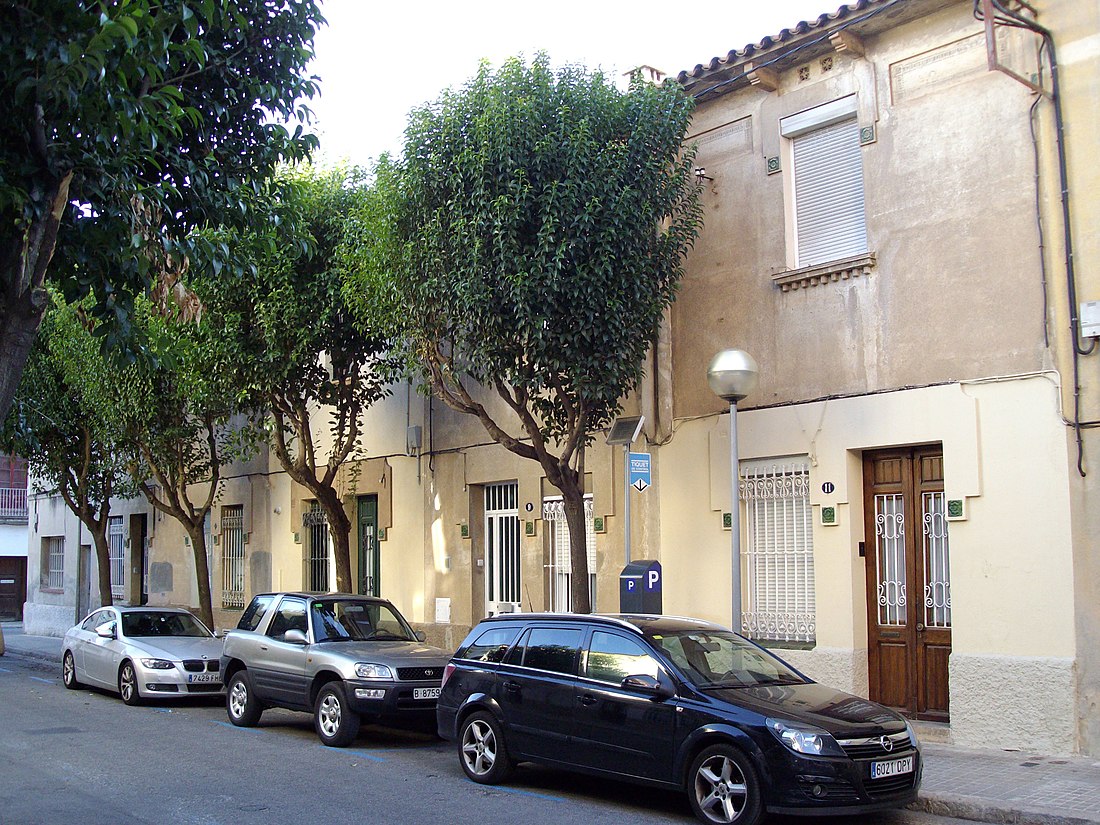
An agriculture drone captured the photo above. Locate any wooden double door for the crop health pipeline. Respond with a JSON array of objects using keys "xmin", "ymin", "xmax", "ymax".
[{"xmin": 864, "ymin": 446, "xmax": 952, "ymax": 722}]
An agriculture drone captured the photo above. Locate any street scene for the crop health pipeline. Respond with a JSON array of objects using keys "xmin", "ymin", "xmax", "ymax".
[{"xmin": 2, "ymin": 0, "xmax": 1099, "ymax": 823}]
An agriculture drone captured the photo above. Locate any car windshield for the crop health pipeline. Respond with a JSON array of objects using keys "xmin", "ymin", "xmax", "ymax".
[
  {"xmin": 311, "ymin": 599, "xmax": 415, "ymax": 643},
  {"xmin": 121, "ymin": 611, "xmax": 211, "ymax": 638},
  {"xmin": 649, "ymin": 629, "xmax": 808, "ymax": 689}
]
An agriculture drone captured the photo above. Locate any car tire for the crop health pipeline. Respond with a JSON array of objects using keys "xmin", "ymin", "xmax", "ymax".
[
  {"xmin": 315, "ymin": 682, "xmax": 360, "ymax": 747},
  {"xmin": 459, "ymin": 711, "xmax": 513, "ymax": 785},
  {"xmin": 226, "ymin": 670, "xmax": 263, "ymax": 727},
  {"xmin": 687, "ymin": 744, "xmax": 762, "ymax": 825},
  {"xmin": 62, "ymin": 651, "xmax": 81, "ymax": 690},
  {"xmin": 118, "ymin": 661, "xmax": 142, "ymax": 706}
]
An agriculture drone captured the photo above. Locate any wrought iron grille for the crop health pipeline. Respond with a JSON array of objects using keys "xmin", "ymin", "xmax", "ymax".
[
  {"xmin": 221, "ymin": 506, "xmax": 246, "ymax": 608},
  {"xmin": 44, "ymin": 536, "xmax": 64, "ymax": 590},
  {"xmin": 108, "ymin": 516, "xmax": 125, "ymax": 599},
  {"xmin": 875, "ymin": 494, "xmax": 907, "ymax": 626},
  {"xmin": 543, "ymin": 497, "xmax": 596, "ymax": 613},
  {"xmin": 922, "ymin": 492, "xmax": 951, "ymax": 628},
  {"xmin": 741, "ymin": 461, "xmax": 816, "ymax": 643},
  {"xmin": 305, "ymin": 502, "xmax": 332, "ymax": 593},
  {"xmin": 485, "ymin": 483, "xmax": 520, "ymax": 608}
]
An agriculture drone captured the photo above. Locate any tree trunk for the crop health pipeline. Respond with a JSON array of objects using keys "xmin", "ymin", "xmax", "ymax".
[
  {"xmin": 89, "ymin": 524, "xmax": 115, "ymax": 609},
  {"xmin": 187, "ymin": 523, "xmax": 215, "ymax": 631},
  {"xmin": 317, "ymin": 486, "xmax": 352, "ymax": 593},
  {"xmin": 0, "ymin": 286, "xmax": 48, "ymax": 426},
  {"xmin": 561, "ymin": 480, "xmax": 592, "ymax": 614}
]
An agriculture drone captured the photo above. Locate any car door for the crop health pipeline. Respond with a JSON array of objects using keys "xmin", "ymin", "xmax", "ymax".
[
  {"xmin": 68, "ymin": 610, "xmax": 101, "ymax": 677},
  {"xmin": 495, "ymin": 625, "xmax": 583, "ymax": 762},
  {"xmin": 83, "ymin": 609, "xmax": 121, "ymax": 688},
  {"xmin": 572, "ymin": 629, "xmax": 678, "ymax": 781},
  {"xmin": 247, "ymin": 596, "xmax": 312, "ymax": 709}
]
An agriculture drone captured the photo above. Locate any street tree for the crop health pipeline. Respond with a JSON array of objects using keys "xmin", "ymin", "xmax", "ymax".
[
  {"xmin": 105, "ymin": 297, "xmax": 261, "ymax": 630},
  {"xmin": 0, "ymin": 293, "xmax": 138, "ymax": 609},
  {"xmin": 193, "ymin": 166, "xmax": 394, "ymax": 595},
  {"xmin": 0, "ymin": 0, "xmax": 323, "ymax": 425},
  {"xmin": 348, "ymin": 57, "xmax": 703, "ymax": 613}
]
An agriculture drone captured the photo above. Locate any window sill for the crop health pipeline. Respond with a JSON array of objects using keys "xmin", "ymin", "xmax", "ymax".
[
  {"xmin": 40, "ymin": 587, "xmax": 64, "ymax": 595},
  {"xmin": 772, "ymin": 252, "xmax": 876, "ymax": 292}
]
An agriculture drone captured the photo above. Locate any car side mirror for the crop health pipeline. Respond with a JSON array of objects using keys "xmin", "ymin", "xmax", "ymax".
[
  {"xmin": 96, "ymin": 622, "xmax": 116, "ymax": 640},
  {"xmin": 213, "ymin": 629, "xmax": 226, "ymax": 639},
  {"xmin": 622, "ymin": 673, "xmax": 675, "ymax": 701},
  {"xmin": 283, "ymin": 629, "xmax": 308, "ymax": 645},
  {"xmin": 415, "ymin": 631, "xmax": 426, "ymax": 642}
]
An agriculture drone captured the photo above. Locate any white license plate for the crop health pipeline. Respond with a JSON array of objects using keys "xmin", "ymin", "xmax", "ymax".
[
  {"xmin": 871, "ymin": 755, "xmax": 914, "ymax": 779},
  {"xmin": 414, "ymin": 687, "xmax": 441, "ymax": 700},
  {"xmin": 188, "ymin": 673, "xmax": 221, "ymax": 684}
]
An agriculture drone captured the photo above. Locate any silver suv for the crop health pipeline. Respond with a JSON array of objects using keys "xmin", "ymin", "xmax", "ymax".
[{"xmin": 221, "ymin": 592, "xmax": 451, "ymax": 746}]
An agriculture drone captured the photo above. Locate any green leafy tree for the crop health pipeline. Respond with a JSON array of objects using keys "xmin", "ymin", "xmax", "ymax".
[
  {"xmin": 106, "ymin": 298, "xmax": 261, "ymax": 630},
  {"xmin": 348, "ymin": 57, "xmax": 703, "ymax": 613},
  {"xmin": 193, "ymin": 166, "xmax": 394, "ymax": 594},
  {"xmin": 0, "ymin": 0, "xmax": 323, "ymax": 425},
  {"xmin": 0, "ymin": 293, "xmax": 137, "ymax": 610}
]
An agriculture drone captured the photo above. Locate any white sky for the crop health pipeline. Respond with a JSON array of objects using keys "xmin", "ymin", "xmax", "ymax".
[{"xmin": 308, "ymin": 0, "xmax": 839, "ymax": 166}]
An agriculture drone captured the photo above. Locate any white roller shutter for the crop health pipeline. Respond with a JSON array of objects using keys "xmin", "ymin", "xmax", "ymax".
[{"xmin": 791, "ymin": 117, "xmax": 867, "ymax": 268}]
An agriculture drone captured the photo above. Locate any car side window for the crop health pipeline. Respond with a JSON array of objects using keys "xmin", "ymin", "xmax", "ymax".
[
  {"xmin": 238, "ymin": 595, "xmax": 275, "ymax": 631},
  {"xmin": 266, "ymin": 597, "xmax": 308, "ymax": 640},
  {"xmin": 585, "ymin": 631, "xmax": 660, "ymax": 684},
  {"xmin": 519, "ymin": 627, "xmax": 583, "ymax": 675},
  {"xmin": 463, "ymin": 627, "xmax": 519, "ymax": 663},
  {"xmin": 81, "ymin": 610, "xmax": 102, "ymax": 631},
  {"xmin": 95, "ymin": 611, "xmax": 116, "ymax": 630}
]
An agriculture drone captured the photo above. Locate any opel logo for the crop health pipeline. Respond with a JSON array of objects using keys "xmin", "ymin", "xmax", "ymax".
[{"xmin": 880, "ymin": 735, "xmax": 894, "ymax": 752}]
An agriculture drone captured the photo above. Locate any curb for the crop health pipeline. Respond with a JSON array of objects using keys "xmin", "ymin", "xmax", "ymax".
[
  {"xmin": 912, "ymin": 793, "xmax": 1100, "ymax": 825},
  {"xmin": 1, "ymin": 645, "xmax": 61, "ymax": 665}
]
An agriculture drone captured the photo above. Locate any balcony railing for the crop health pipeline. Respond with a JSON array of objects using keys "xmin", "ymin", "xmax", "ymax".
[{"xmin": 0, "ymin": 487, "xmax": 27, "ymax": 520}]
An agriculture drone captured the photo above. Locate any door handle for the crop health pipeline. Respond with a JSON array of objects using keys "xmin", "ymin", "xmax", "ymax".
[
  {"xmin": 578, "ymin": 694, "xmax": 597, "ymax": 707},
  {"xmin": 260, "ymin": 645, "xmax": 269, "ymax": 651},
  {"xmin": 503, "ymin": 680, "xmax": 521, "ymax": 693},
  {"xmin": 916, "ymin": 623, "xmax": 925, "ymax": 633}
]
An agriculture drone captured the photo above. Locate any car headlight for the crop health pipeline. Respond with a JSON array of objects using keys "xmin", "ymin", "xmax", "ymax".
[
  {"xmin": 766, "ymin": 718, "xmax": 845, "ymax": 757},
  {"xmin": 905, "ymin": 719, "xmax": 921, "ymax": 749},
  {"xmin": 140, "ymin": 658, "xmax": 175, "ymax": 670},
  {"xmin": 355, "ymin": 663, "xmax": 394, "ymax": 680}
]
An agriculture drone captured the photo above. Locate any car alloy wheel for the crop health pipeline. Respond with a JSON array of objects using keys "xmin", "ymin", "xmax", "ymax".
[
  {"xmin": 62, "ymin": 651, "xmax": 80, "ymax": 689},
  {"xmin": 226, "ymin": 671, "xmax": 262, "ymax": 726},
  {"xmin": 314, "ymin": 683, "xmax": 359, "ymax": 747},
  {"xmin": 119, "ymin": 661, "xmax": 142, "ymax": 706},
  {"xmin": 459, "ymin": 712, "xmax": 513, "ymax": 784},
  {"xmin": 689, "ymin": 745, "xmax": 762, "ymax": 825}
]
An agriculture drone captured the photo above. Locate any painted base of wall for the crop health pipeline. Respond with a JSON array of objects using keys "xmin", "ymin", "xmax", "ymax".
[
  {"xmin": 778, "ymin": 646, "xmax": 870, "ymax": 698},
  {"xmin": 418, "ymin": 622, "xmax": 474, "ymax": 653},
  {"xmin": 950, "ymin": 653, "xmax": 1077, "ymax": 755},
  {"xmin": 22, "ymin": 602, "xmax": 74, "ymax": 637}
]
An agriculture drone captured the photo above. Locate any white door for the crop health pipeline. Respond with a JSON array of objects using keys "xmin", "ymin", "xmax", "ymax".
[{"xmin": 484, "ymin": 483, "xmax": 521, "ymax": 616}]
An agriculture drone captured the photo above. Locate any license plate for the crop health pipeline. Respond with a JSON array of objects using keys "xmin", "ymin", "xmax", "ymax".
[
  {"xmin": 871, "ymin": 755, "xmax": 914, "ymax": 779},
  {"xmin": 414, "ymin": 687, "xmax": 440, "ymax": 700},
  {"xmin": 188, "ymin": 673, "xmax": 221, "ymax": 684}
]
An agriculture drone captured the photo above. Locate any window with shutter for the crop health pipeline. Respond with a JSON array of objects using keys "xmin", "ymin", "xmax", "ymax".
[{"xmin": 782, "ymin": 96, "xmax": 868, "ymax": 269}]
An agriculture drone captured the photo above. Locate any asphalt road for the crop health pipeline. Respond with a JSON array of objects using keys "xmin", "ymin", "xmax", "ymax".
[{"xmin": 0, "ymin": 651, "xmax": 973, "ymax": 825}]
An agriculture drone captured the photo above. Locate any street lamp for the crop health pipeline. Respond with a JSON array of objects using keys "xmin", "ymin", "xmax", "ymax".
[{"xmin": 707, "ymin": 349, "xmax": 759, "ymax": 634}]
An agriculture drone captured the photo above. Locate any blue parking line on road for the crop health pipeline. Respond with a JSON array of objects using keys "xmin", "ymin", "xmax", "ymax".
[
  {"xmin": 0, "ymin": 666, "xmax": 11, "ymax": 673},
  {"xmin": 213, "ymin": 720, "xmax": 265, "ymax": 732},
  {"xmin": 488, "ymin": 786, "xmax": 564, "ymax": 803},
  {"xmin": 29, "ymin": 676, "xmax": 54, "ymax": 684},
  {"xmin": 344, "ymin": 749, "xmax": 386, "ymax": 763}
]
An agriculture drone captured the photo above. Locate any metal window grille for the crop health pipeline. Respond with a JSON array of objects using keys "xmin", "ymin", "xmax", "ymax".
[
  {"xmin": 543, "ymin": 497, "xmax": 596, "ymax": 613},
  {"xmin": 221, "ymin": 506, "xmax": 246, "ymax": 608},
  {"xmin": 108, "ymin": 516, "xmax": 125, "ymax": 599},
  {"xmin": 741, "ymin": 460, "xmax": 816, "ymax": 643},
  {"xmin": 304, "ymin": 502, "xmax": 332, "ymax": 593},
  {"xmin": 791, "ymin": 116, "xmax": 867, "ymax": 268},
  {"xmin": 922, "ymin": 492, "xmax": 951, "ymax": 628},
  {"xmin": 44, "ymin": 536, "xmax": 64, "ymax": 590},
  {"xmin": 204, "ymin": 511, "xmax": 213, "ymax": 592},
  {"xmin": 875, "ymin": 493, "xmax": 907, "ymax": 626},
  {"xmin": 485, "ymin": 483, "xmax": 520, "ymax": 611}
]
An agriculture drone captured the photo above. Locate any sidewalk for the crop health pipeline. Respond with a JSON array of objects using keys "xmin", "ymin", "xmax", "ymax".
[{"xmin": 2, "ymin": 620, "xmax": 1098, "ymax": 825}]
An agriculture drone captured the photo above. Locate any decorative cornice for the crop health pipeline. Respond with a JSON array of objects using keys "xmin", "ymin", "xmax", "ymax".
[{"xmin": 772, "ymin": 252, "xmax": 877, "ymax": 292}]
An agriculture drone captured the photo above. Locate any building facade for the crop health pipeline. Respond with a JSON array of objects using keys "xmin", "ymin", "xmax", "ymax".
[{"xmin": 22, "ymin": 0, "xmax": 1098, "ymax": 756}]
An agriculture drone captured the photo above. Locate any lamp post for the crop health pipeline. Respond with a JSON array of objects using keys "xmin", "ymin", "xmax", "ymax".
[{"xmin": 707, "ymin": 350, "xmax": 759, "ymax": 634}]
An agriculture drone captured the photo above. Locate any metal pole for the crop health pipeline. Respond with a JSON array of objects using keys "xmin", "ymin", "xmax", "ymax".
[
  {"xmin": 729, "ymin": 400, "xmax": 742, "ymax": 634},
  {"xmin": 624, "ymin": 445, "xmax": 631, "ymax": 565}
]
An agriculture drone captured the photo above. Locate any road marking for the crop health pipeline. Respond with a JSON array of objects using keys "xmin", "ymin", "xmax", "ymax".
[
  {"xmin": 0, "ymin": 666, "xmax": 11, "ymax": 673},
  {"xmin": 29, "ymin": 676, "xmax": 54, "ymax": 684},
  {"xmin": 487, "ymin": 786, "xmax": 565, "ymax": 802},
  {"xmin": 344, "ymin": 749, "xmax": 386, "ymax": 763}
]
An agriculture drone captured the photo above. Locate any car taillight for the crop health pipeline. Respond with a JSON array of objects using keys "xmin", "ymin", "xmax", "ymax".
[{"xmin": 441, "ymin": 663, "xmax": 456, "ymax": 688}]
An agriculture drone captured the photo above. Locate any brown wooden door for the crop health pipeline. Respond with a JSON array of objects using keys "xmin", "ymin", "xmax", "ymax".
[
  {"xmin": 864, "ymin": 447, "xmax": 951, "ymax": 721},
  {"xmin": 0, "ymin": 556, "xmax": 27, "ymax": 620}
]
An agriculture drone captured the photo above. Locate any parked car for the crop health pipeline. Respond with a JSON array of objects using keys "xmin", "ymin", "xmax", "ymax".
[
  {"xmin": 437, "ymin": 613, "xmax": 921, "ymax": 825},
  {"xmin": 221, "ymin": 592, "xmax": 451, "ymax": 746},
  {"xmin": 62, "ymin": 606, "xmax": 224, "ymax": 705}
]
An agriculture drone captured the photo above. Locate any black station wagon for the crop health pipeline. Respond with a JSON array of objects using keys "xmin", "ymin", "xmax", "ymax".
[{"xmin": 437, "ymin": 613, "xmax": 921, "ymax": 825}]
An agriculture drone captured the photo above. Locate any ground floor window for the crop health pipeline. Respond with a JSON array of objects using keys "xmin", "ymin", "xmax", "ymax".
[
  {"xmin": 304, "ymin": 501, "xmax": 333, "ymax": 593},
  {"xmin": 221, "ymin": 505, "xmax": 246, "ymax": 608},
  {"xmin": 41, "ymin": 536, "xmax": 64, "ymax": 590},
  {"xmin": 108, "ymin": 516, "xmax": 125, "ymax": 599},
  {"xmin": 741, "ymin": 458, "xmax": 816, "ymax": 644},
  {"xmin": 543, "ymin": 496, "xmax": 596, "ymax": 612},
  {"xmin": 485, "ymin": 482, "xmax": 521, "ymax": 613}
]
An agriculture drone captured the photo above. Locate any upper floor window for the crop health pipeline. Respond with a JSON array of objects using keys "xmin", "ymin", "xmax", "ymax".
[{"xmin": 782, "ymin": 96, "xmax": 867, "ymax": 269}]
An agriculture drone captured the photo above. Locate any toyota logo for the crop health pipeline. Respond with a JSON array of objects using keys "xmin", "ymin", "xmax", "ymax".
[
  {"xmin": 425, "ymin": 670, "xmax": 434, "ymax": 677},
  {"xmin": 880, "ymin": 735, "xmax": 894, "ymax": 752}
]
